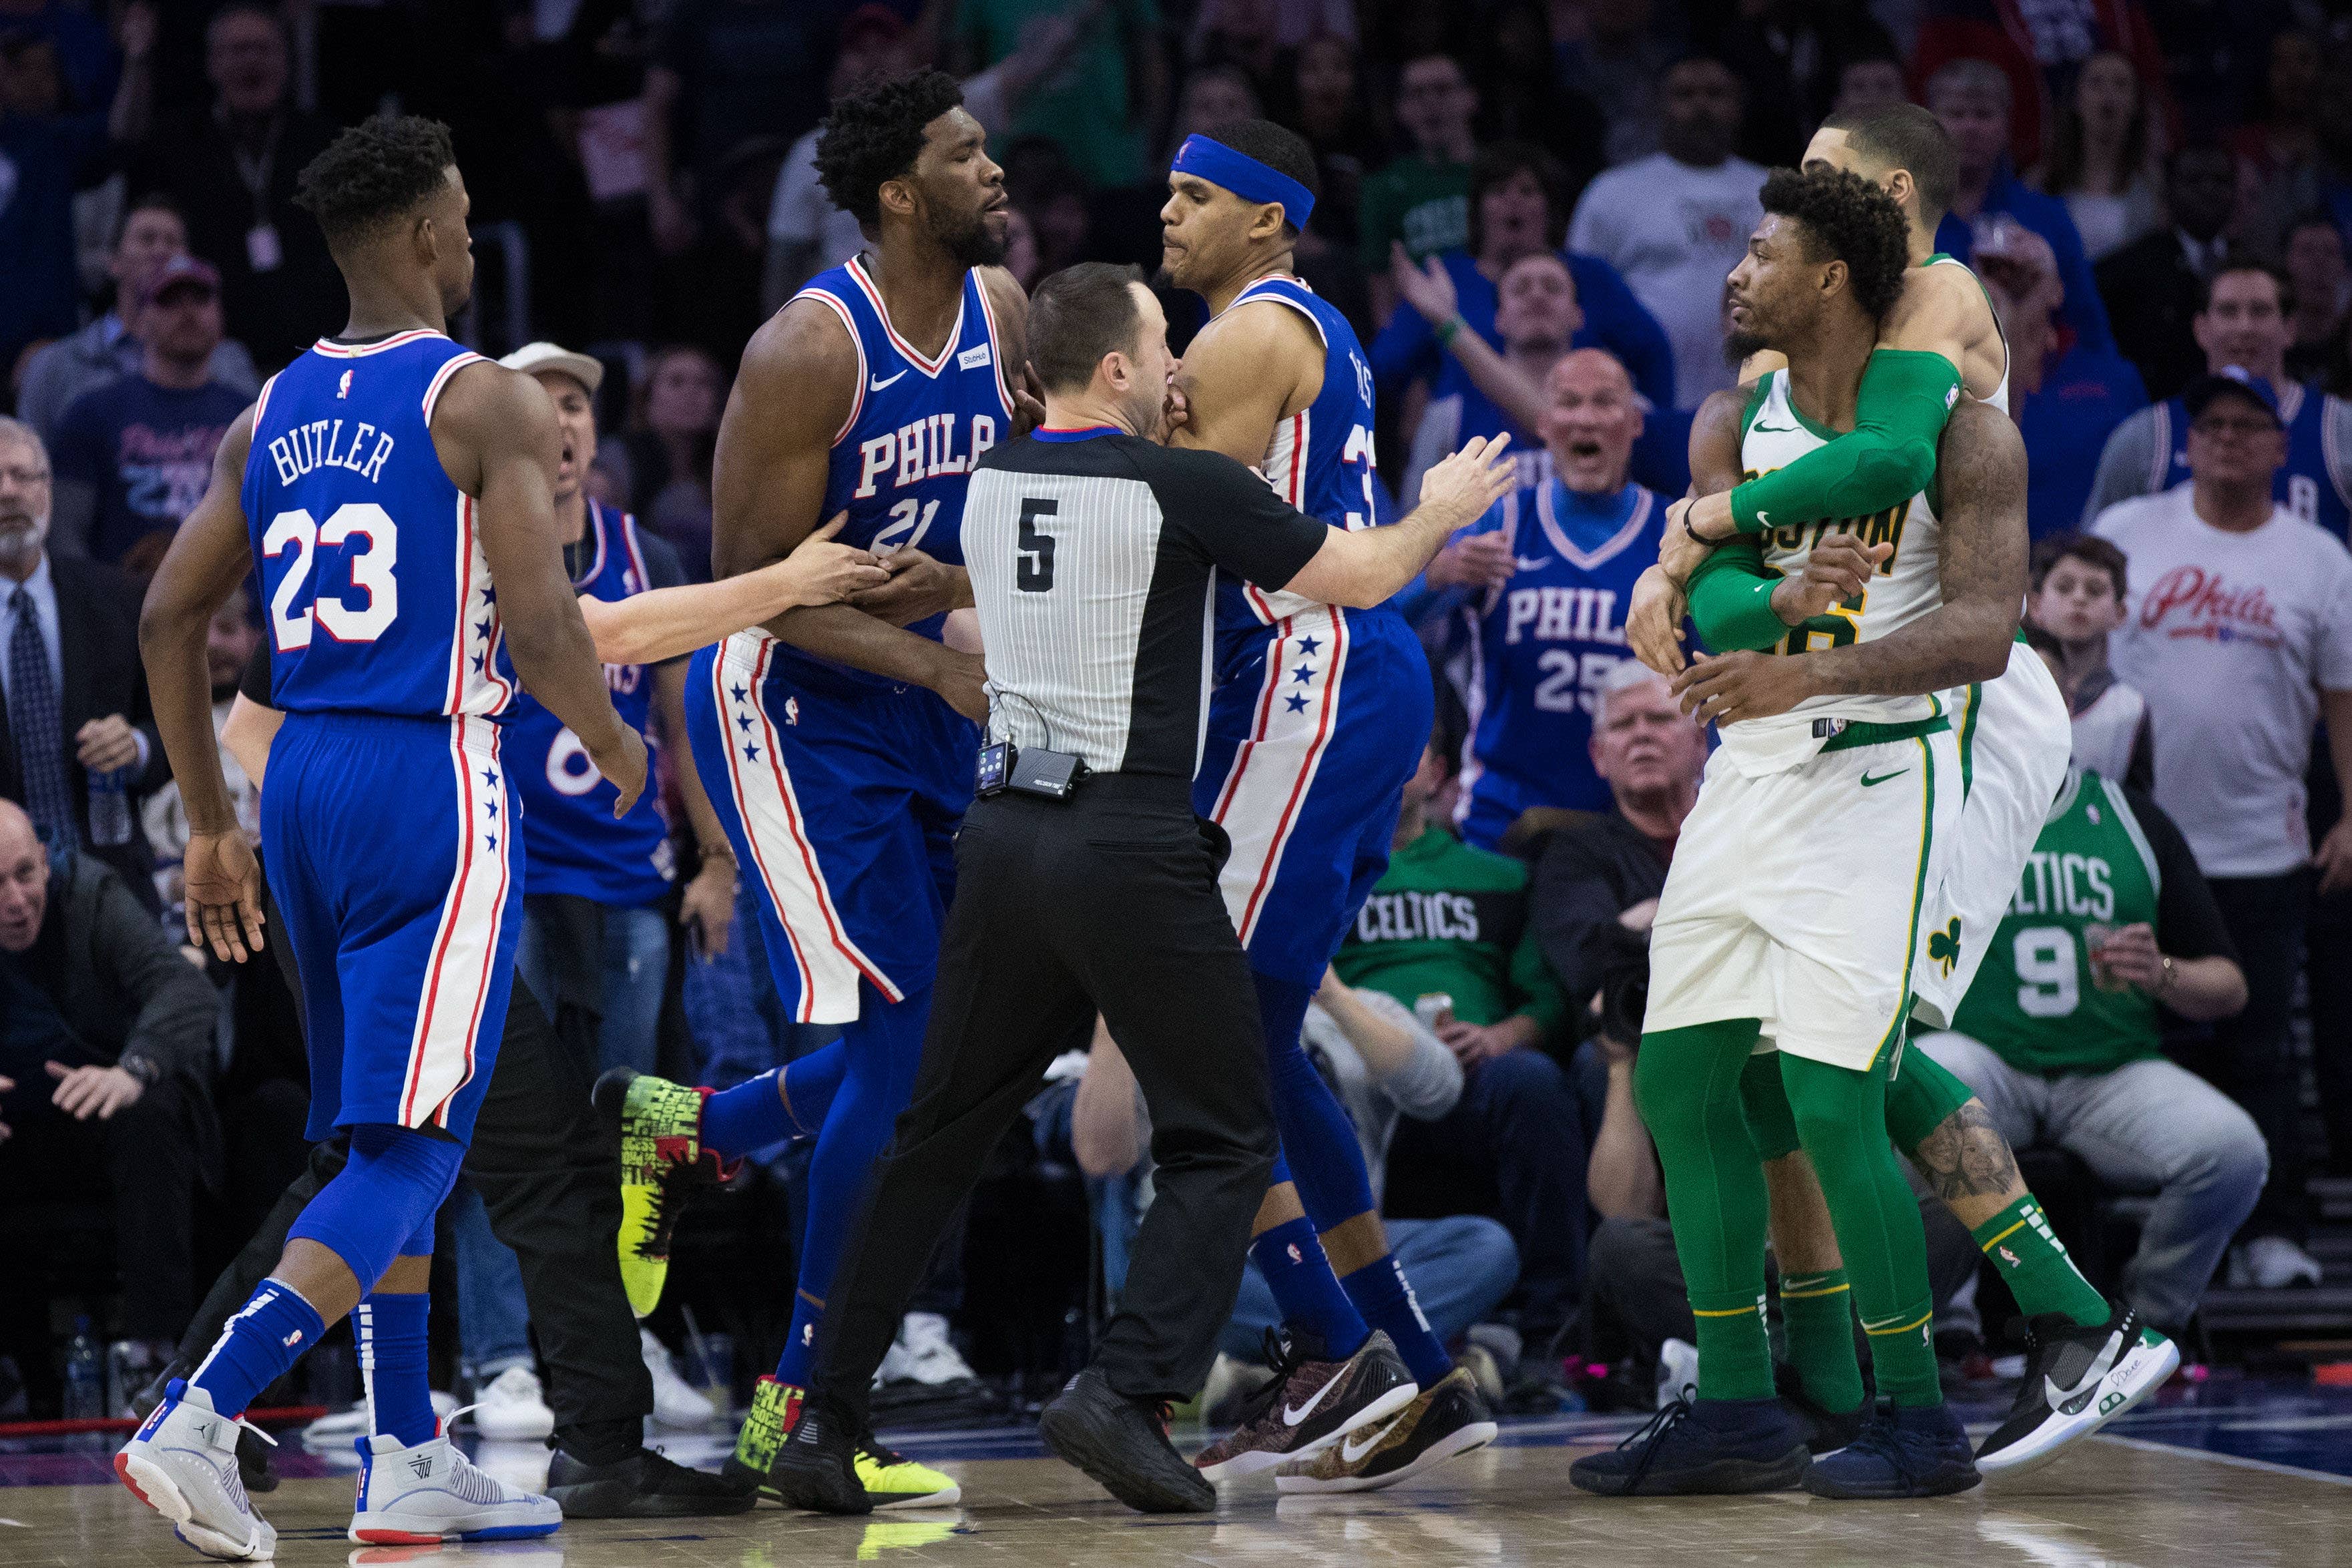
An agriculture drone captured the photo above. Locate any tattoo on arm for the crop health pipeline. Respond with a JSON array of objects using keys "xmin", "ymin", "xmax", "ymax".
[{"xmin": 1911, "ymin": 1101, "xmax": 2022, "ymax": 1201}]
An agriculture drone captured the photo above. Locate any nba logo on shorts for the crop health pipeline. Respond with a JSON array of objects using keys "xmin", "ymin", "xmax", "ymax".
[{"xmin": 1287, "ymin": 1244, "xmax": 1303, "ymax": 1265}]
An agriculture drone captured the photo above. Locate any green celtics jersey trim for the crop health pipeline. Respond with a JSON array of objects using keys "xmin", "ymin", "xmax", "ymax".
[{"xmin": 1947, "ymin": 770, "xmax": 2166, "ymax": 1075}]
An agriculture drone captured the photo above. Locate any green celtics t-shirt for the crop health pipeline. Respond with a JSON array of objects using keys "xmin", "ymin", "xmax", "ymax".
[
  {"xmin": 1358, "ymin": 158, "xmax": 1471, "ymax": 274},
  {"xmin": 1947, "ymin": 770, "xmax": 2235, "ymax": 1076},
  {"xmin": 1335, "ymin": 826, "xmax": 1566, "ymax": 1036}
]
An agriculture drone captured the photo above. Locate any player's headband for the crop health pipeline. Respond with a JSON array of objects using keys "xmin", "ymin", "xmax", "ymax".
[{"xmin": 1170, "ymin": 135, "xmax": 1315, "ymax": 231}]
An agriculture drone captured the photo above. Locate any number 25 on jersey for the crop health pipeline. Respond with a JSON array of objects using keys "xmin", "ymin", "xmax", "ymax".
[{"xmin": 264, "ymin": 502, "xmax": 399, "ymax": 650}]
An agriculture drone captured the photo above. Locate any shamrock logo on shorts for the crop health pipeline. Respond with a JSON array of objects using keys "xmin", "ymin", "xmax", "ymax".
[{"xmin": 1927, "ymin": 917, "xmax": 1963, "ymax": 977}]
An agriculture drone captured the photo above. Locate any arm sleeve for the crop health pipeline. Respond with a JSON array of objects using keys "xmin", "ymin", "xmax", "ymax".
[
  {"xmin": 1684, "ymin": 535, "xmax": 1789, "ymax": 652},
  {"xmin": 2128, "ymin": 789, "xmax": 2238, "ymax": 963},
  {"xmin": 1158, "ymin": 449, "xmax": 1331, "ymax": 589},
  {"xmin": 1356, "ymin": 989, "xmax": 1465, "ymax": 1120},
  {"xmin": 2081, "ymin": 409, "xmax": 2157, "ymax": 527},
  {"xmin": 1726, "ymin": 349, "xmax": 1961, "ymax": 533}
]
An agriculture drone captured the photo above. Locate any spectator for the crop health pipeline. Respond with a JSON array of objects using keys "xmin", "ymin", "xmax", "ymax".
[
  {"xmin": 2024, "ymin": 533, "xmax": 2152, "ymax": 790},
  {"xmin": 1718, "ymin": 0, "xmax": 1899, "ymax": 168},
  {"xmin": 48, "ymin": 256, "xmax": 247, "ymax": 566},
  {"xmin": 138, "ymin": 584, "xmax": 260, "ymax": 910},
  {"xmin": 2092, "ymin": 368, "xmax": 2352, "ymax": 1289},
  {"xmin": 1190, "ymin": 0, "xmax": 1291, "ymax": 117},
  {"xmin": 1372, "ymin": 142, "xmax": 1676, "ymax": 467},
  {"xmin": 2228, "ymin": 31, "xmax": 2321, "ymax": 225},
  {"xmin": 1337, "ymin": 743, "xmax": 1588, "ymax": 1351},
  {"xmin": 605, "ymin": 344, "xmax": 722, "ymax": 578},
  {"xmin": 2096, "ymin": 144, "xmax": 2248, "ymax": 401},
  {"xmin": 0, "ymin": 796, "xmax": 220, "ymax": 1412},
  {"xmin": 1831, "ymin": 53, "xmax": 1911, "ymax": 118},
  {"xmin": 1928, "ymin": 59, "xmax": 2117, "ymax": 353},
  {"xmin": 1389, "ymin": 249, "xmax": 1580, "ymax": 496},
  {"xmin": 1907, "ymin": 0, "xmax": 2172, "ymax": 168},
  {"xmin": 15, "ymin": 194, "xmax": 256, "ymax": 445},
  {"xmin": 1421, "ymin": 349, "xmax": 1664, "ymax": 844},
  {"xmin": 130, "ymin": 3, "xmax": 338, "ymax": 374},
  {"xmin": 2033, "ymin": 51, "xmax": 2160, "ymax": 262},
  {"xmin": 1469, "ymin": 1, "xmax": 1606, "ymax": 192},
  {"xmin": 1554, "ymin": 0, "xmax": 1681, "ymax": 169},
  {"xmin": 1064, "ymin": 1017, "xmax": 1520, "ymax": 1374},
  {"xmin": 1568, "ymin": 54, "xmax": 1764, "ymax": 409},
  {"xmin": 1975, "ymin": 222, "xmax": 2146, "ymax": 532},
  {"xmin": 2284, "ymin": 212, "xmax": 2351, "ymax": 388},
  {"xmin": 951, "ymin": 0, "xmax": 1168, "ymax": 190},
  {"xmin": 1358, "ymin": 50, "xmax": 1476, "ymax": 323},
  {"xmin": 641, "ymin": 0, "xmax": 827, "ymax": 259},
  {"xmin": 2082, "ymin": 264, "xmax": 2352, "ymax": 539},
  {"xmin": 1286, "ymin": 33, "xmax": 1383, "ymax": 256},
  {"xmin": 0, "ymin": 417, "xmax": 166, "ymax": 908},
  {"xmin": 1920, "ymin": 754, "xmax": 2259, "ymax": 1335}
]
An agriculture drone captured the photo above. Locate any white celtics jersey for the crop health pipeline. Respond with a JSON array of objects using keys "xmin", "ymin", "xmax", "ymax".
[{"xmin": 1724, "ymin": 368, "xmax": 1947, "ymax": 773}]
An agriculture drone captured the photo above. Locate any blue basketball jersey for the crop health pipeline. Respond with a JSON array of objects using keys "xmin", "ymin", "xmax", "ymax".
[
  {"xmin": 244, "ymin": 330, "xmax": 513, "ymax": 718},
  {"xmin": 2149, "ymin": 383, "xmax": 2351, "ymax": 541},
  {"xmin": 498, "ymin": 501, "xmax": 672, "ymax": 907},
  {"xmin": 787, "ymin": 255, "xmax": 1013, "ymax": 690},
  {"xmin": 1455, "ymin": 477, "xmax": 1665, "ymax": 848},
  {"xmin": 1212, "ymin": 276, "xmax": 1384, "ymax": 666}
]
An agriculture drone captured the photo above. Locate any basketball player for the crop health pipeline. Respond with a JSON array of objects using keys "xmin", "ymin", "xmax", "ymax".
[
  {"xmin": 121, "ymin": 116, "xmax": 634, "ymax": 1557},
  {"xmin": 597, "ymin": 69, "xmax": 1025, "ymax": 1510},
  {"xmin": 1629, "ymin": 105, "xmax": 2178, "ymax": 1479},
  {"xmin": 1570, "ymin": 168, "xmax": 2017, "ymax": 1500},
  {"xmin": 1158, "ymin": 119, "xmax": 1498, "ymax": 1490}
]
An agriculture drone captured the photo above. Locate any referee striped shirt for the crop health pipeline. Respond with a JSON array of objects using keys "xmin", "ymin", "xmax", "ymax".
[{"xmin": 965, "ymin": 427, "xmax": 1331, "ymax": 779}]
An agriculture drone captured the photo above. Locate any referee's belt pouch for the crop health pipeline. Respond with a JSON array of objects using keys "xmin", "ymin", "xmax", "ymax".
[{"xmin": 975, "ymin": 741, "xmax": 1088, "ymax": 800}]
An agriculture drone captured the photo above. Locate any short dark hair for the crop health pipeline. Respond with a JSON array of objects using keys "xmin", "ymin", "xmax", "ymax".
[
  {"xmin": 2030, "ymin": 531, "xmax": 2129, "ymax": 598},
  {"xmin": 2199, "ymin": 262, "xmax": 2296, "ymax": 319},
  {"xmin": 1028, "ymin": 263, "xmax": 1147, "ymax": 394},
  {"xmin": 1467, "ymin": 140, "xmax": 1567, "ymax": 254},
  {"xmin": 1758, "ymin": 166, "xmax": 1911, "ymax": 321},
  {"xmin": 1199, "ymin": 118, "xmax": 1319, "ymax": 238},
  {"xmin": 113, "ymin": 192, "xmax": 185, "ymax": 249},
  {"xmin": 1822, "ymin": 102, "xmax": 1957, "ymax": 225},
  {"xmin": 814, "ymin": 69, "xmax": 965, "ymax": 232},
  {"xmin": 292, "ymin": 115, "xmax": 457, "ymax": 246}
]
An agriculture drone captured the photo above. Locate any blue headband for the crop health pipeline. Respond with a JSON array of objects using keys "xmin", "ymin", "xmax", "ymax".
[{"xmin": 1170, "ymin": 134, "xmax": 1315, "ymax": 230}]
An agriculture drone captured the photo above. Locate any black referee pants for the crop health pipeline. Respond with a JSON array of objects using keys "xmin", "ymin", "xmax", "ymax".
[{"xmin": 809, "ymin": 776, "xmax": 1278, "ymax": 1418}]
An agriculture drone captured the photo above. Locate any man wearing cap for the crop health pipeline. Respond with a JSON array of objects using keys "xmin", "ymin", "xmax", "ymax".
[
  {"xmin": 49, "ymin": 255, "xmax": 251, "ymax": 568},
  {"xmin": 2082, "ymin": 264, "xmax": 2352, "ymax": 541},
  {"xmin": 2092, "ymin": 367, "xmax": 2352, "ymax": 1290}
]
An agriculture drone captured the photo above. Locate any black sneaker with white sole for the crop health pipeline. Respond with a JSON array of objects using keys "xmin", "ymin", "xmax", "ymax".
[
  {"xmin": 1190, "ymin": 1330, "xmax": 1417, "ymax": 1482},
  {"xmin": 1272, "ymin": 1367, "xmax": 1498, "ymax": 1493},
  {"xmin": 1975, "ymin": 1305, "xmax": 2178, "ymax": 1479},
  {"xmin": 1039, "ymin": 1367, "xmax": 1215, "ymax": 1513}
]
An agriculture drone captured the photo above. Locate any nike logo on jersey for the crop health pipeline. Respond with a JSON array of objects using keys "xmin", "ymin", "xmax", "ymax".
[
  {"xmin": 1341, "ymin": 1410, "xmax": 1411, "ymax": 1463},
  {"xmin": 1752, "ymin": 421, "xmax": 1796, "ymax": 434},
  {"xmin": 1859, "ymin": 768, "xmax": 1908, "ymax": 786},
  {"xmin": 1515, "ymin": 555, "xmax": 1549, "ymax": 571},
  {"xmin": 1284, "ymin": 1374, "xmax": 1343, "ymax": 1427},
  {"xmin": 869, "ymin": 370, "xmax": 909, "ymax": 391}
]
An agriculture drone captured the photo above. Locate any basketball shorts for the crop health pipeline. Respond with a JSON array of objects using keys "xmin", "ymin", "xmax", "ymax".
[
  {"xmin": 262, "ymin": 711, "xmax": 520, "ymax": 1144},
  {"xmin": 1645, "ymin": 715, "xmax": 1962, "ymax": 1071},
  {"xmin": 686, "ymin": 630, "xmax": 977, "ymax": 1025},
  {"xmin": 1195, "ymin": 603, "xmax": 1433, "ymax": 989},
  {"xmin": 1909, "ymin": 641, "xmax": 2073, "ymax": 1029}
]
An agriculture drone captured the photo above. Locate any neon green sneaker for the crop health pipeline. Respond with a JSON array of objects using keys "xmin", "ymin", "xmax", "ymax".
[
  {"xmin": 593, "ymin": 1067, "xmax": 724, "ymax": 1318},
  {"xmin": 724, "ymin": 1376, "xmax": 961, "ymax": 1509},
  {"xmin": 851, "ymin": 1434, "xmax": 960, "ymax": 1510}
]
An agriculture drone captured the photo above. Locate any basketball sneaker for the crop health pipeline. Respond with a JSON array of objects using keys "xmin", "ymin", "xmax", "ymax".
[
  {"xmin": 1802, "ymin": 1401, "xmax": 1981, "ymax": 1499},
  {"xmin": 471, "ymin": 1366, "xmax": 555, "ymax": 1443},
  {"xmin": 1568, "ymin": 1395, "xmax": 1810, "ymax": 1496},
  {"xmin": 115, "ymin": 1380, "xmax": 276, "ymax": 1561},
  {"xmin": 1039, "ymin": 1366, "xmax": 1215, "ymax": 1513},
  {"xmin": 1190, "ymin": 1329, "xmax": 1417, "ymax": 1482},
  {"xmin": 725, "ymin": 1375, "xmax": 959, "ymax": 1508},
  {"xmin": 1973, "ymin": 1306, "xmax": 2179, "ymax": 1479},
  {"xmin": 348, "ymin": 1428, "xmax": 563, "ymax": 1543},
  {"xmin": 1272, "ymin": 1366, "xmax": 1499, "ymax": 1493},
  {"xmin": 594, "ymin": 1067, "xmax": 728, "ymax": 1318}
]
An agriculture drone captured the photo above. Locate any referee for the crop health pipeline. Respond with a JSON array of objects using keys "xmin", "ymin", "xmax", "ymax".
[{"xmin": 767, "ymin": 262, "xmax": 1513, "ymax": 1516}]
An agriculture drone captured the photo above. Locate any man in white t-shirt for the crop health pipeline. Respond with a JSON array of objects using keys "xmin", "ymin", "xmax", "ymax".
[
  {"xmin": 1566, "ymin": 55, "xmax": 1763, "ymax": 411},
  {"xmin": 2092, "ymin": 368, "xmax": 2352, "ymax": 1289}
]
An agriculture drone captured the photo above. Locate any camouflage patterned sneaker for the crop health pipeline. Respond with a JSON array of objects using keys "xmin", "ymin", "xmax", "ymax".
[
  {"xmin": 1273, "ymin": 1367, "xmax": 1498, "ymax": 1493},
  {"xmin": 594, "ymin": 1067, "xmax": 726, "ymax": 1318},
  {"xmin": 726, "ymin": 1377, "xmax": 959, "ymax": 1509},
  {"xmin": 1190, "ymin": 1330, "xmax": 1417, "ymax": 1482}
]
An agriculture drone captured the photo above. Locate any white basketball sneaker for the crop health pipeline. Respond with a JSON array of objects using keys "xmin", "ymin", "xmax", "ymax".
[
  {"xmin": 349, "ymin": 1428, "xmax": 563, "ymax": 1544},
  {"xmin": 640, "ymin": 1328, "xmax": 715, "ymax": 1429},
  {"xmin": 115, "ymin": 1380, "xmax": 277, "ymax": 1561},
  {"xmin": 471, "ymin": 1365, "xmax": 556, "ymax": 1442}
]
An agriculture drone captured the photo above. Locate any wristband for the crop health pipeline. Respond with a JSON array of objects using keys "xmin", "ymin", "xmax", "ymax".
[{"xmin": 1435, "ymin": 316, "xmax": 1466, "ymax": 348}]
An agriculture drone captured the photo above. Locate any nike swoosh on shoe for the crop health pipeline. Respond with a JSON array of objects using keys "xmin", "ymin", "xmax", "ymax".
[
  {"xmin": 1284, "ymin": 1373, "xmax": 1341, "ymax": 1428},
  {"xmin": 1341, "ymin": 1411, "xmax": 1411, "ymax": 1464}
]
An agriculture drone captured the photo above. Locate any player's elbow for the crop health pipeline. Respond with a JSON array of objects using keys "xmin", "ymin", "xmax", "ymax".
[
  {"xmin": 1852, "ymin": 439, "xmax": 1936, "ymax": 505},
  {"xmin": 138, "ymin": 571, "xmax": 208, "ymax": 664}
]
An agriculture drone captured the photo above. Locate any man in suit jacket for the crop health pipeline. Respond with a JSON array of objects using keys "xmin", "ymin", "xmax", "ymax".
[
  {"xmin": 2097, "ymin": 145, "xmax": 2241, "ymax": 403},
  {"xmin": 0, "ymin": 419, "xmax": 169, "ymax": 911}
]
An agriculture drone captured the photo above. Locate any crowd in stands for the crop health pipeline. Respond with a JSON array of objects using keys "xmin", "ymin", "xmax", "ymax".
[{"xmin": 9, "ymin": 0, "xmax": 2352, "ymax": 1423}]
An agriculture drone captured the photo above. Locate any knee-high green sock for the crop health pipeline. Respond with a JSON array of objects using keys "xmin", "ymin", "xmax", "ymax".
[
  {"xmin": 1738, "ymin": 1051, "xmax": 1802, "ymax": 1162},
  {"xmin": 1780, "ymin": 1053, "xmax": 1942, "ymax": 1408},
  {"xmin": 1777, "ymin": 1268, "xmax": 1865, "ymax": 1414},
  {"xmin": 1636, "ymin": 1020, "xmax": 1774, "ymax": 1402},
  {"xmin": 1973, "ymin": 1196, "xmax": 2110, "ymax": 1329}
]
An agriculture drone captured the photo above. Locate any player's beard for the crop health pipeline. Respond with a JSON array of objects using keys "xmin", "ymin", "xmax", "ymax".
[
  {"xmin": 1724, "ymin": 328, "xmax": 1771, "ymax": 366},
  {"xmin": 936, "ymin": 204, "xmax": 1009, "ymax": 270}
]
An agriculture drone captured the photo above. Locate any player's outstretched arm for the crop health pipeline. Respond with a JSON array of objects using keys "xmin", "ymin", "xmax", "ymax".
[
  {"xmin": 577, "ymin": 515, "xmax": 887, "ymax": 667},
  {"xmin": 139, "ymin": 408, "xmax": 264, "ymax": 960},
  {"xmin": 714, "ymin": 300, "xmax": 988, "ymax": 720},
  {"xmin": 1284, "ymin": 435, "xmax": 1516, "ymax": 606},
  {"xmin": 443, "ymin": 363, "xmax": 646, "ymax": 816}
]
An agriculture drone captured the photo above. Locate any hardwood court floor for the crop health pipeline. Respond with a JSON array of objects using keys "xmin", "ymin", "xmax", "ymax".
[{"xmin": 8, "ymin": 1413, "xmax": 2349, "ymax": 1568}]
